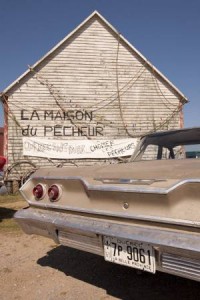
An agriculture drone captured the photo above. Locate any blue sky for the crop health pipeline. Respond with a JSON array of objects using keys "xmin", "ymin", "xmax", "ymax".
[{"xmin": 0, "ymin": 0, "xmax": 199, "ymax": 127}]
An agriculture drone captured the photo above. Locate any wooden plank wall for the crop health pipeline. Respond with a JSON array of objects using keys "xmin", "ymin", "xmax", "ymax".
[
  {"xmin": 0, "ymin": 128, "xmax": 4, "ymax": 156},
  {"xmin": 5, "ymin": 16, "xmax": 182, "ymax": 179}
]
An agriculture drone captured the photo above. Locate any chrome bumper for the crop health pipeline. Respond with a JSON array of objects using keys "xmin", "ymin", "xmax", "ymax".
[{"xmin": 15, "ymin": 207, "xmax": 200, "ymax": 282}]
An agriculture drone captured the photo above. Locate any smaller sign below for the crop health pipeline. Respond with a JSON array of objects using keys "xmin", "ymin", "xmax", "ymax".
[{"xmin": 23, "ymin": 137, "xmax": 138, "ymax": 159}]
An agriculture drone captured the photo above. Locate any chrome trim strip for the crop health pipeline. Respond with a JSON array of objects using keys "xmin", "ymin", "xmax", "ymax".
[
  {"xmin": 20, "ymin": 190, "xmax": 200, "ymax": 228},
  {"xmin": 161, "ymin": 253, "xmax": 200, "ymax": 282},
  {"xmin": 15, "ymin": 208, "xmax": 200, "ymax": 254},
  {"xmin": 94, "ymin": 177, "xmax": 165, "ymax": 185},
  {"xmin": 58, "ymin": 230, "xmax": 103, "ymax": 256},
  {"xmin": 28, "ymin": 176, "xmax": 200, "ymax": 195}
]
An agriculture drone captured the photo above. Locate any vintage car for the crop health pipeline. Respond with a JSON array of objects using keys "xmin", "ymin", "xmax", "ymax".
[{"xmin": 15, "ymin": 127, "xmax": 200, "ymax": 282}]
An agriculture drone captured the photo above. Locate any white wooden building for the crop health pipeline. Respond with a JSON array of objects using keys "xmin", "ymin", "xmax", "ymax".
[{"xmin": 0, "ymin": 11, "xmax": 188, "ymax": 182}]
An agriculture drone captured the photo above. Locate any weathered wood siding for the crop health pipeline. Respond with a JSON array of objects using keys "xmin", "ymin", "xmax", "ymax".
[
  {"xmin": 5, "ymin": 16, "xmax": 183, "ymax": 178},
  {"xmin": 0, "ymin": 128, "xmax": 4, "ymax": 156}
]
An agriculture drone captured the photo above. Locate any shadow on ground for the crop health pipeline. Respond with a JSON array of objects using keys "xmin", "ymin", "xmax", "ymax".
[
  {"xmin": 38, "ymin": 245, "xmax": 200, "ymax": 300},
  {"xmin": 0, "ymin": 207, "xmax": 16, "ymax": 222}
]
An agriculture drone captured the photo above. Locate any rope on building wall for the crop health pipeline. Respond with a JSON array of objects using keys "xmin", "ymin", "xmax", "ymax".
[
  {"xmin": 149, "ymin": 68, "xmax": 185, "ymax": 131},
  {"xmin": 29, "ymin": 66, "xmax": 94, "ymax": 140},
  {"xmin": 4, "ymin": 39, "xmax": 186, "ymax": 144},
  {"xmin": 115, "ymin": 33, "xmax": 130, "ymax": 136},
  {"xmin": 28, "ymin": 65, "xmax": 146, "ymax": 136},
  {"xmin": 2, "ymin": 94, "xmax": 22, "ymax": 128},
  {"xmin": 113, "ymin": 32, "xmax": 186, "ymax": 136},
  {"xmin": 151, "ymin": 68, "xmax": 180, "ymax": 111},
  {"xmin": 5, "ymin": 38, "xmax": 164, "ymax": 139},
  {"xmin": 91, "ymin": 64, "xmax": 146, "ymax": 113},
  {"xmin": 148, "ymin": 106, "xmax": 182, "ymax": 133},
  {"xmin": 29, "ymin": 52, "xmax": 183, "ymax": 139}
]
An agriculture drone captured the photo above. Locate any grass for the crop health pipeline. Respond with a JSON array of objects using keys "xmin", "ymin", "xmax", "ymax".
[
  {"xmin": 0, "ymin": 193, "xmax": 24, "ymax": 204},
  {"xmin": 0, "ymin": 193, "xmax": 26, "ymax": 233}
]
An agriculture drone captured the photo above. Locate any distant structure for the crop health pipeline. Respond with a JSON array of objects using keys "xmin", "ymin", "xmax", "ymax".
[
  {"xmin": 0, "ymin": 11, "xmax": 188, "ymax": 183},
  {"xmin": 186, "ymin": 151, "xmax": 200, "ymax": 158}
]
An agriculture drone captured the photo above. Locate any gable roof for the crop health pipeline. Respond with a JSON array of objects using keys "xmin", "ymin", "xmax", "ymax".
[{"xmin": 0, "ymin": 10, "xmax": 188, "ymax": 103}]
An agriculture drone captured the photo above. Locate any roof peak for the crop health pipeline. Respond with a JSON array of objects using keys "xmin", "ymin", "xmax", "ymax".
[{"xmin": 1, "ymin": 11, "xmax": 188, "ymax": 103}]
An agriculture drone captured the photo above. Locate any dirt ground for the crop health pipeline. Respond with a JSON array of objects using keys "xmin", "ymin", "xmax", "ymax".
[{"xmin": 0, "ymin": 196, "xmax": 200, "ymax": 300}]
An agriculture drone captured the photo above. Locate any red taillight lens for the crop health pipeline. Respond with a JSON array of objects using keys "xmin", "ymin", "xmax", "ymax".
[
  {"xmin": 48, "ymin": 185, "xmax": 61, "ymax": 202},
  {"xmin": 33, "ymin": 184, "xmax": 45, "ymax": 200}
]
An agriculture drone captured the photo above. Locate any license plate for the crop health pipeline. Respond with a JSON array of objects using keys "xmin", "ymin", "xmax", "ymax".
[{"xmin": 103, "ymin": 236, "xmax": 156, "ymax": 273}]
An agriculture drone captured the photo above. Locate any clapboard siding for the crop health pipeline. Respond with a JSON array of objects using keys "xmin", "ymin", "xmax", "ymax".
[{"xmin": 3, "ymin": 14, "xmax": 185, "ymax": 180}]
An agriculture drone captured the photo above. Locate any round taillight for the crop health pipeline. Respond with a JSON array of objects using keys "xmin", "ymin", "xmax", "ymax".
[
  {"xmin": 48, "ymin": 185, "xmax": 61, "ymax": 202},
  {"xmin": 33, "ymin": 184, "xmax": 45, "ymax": 200}
]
